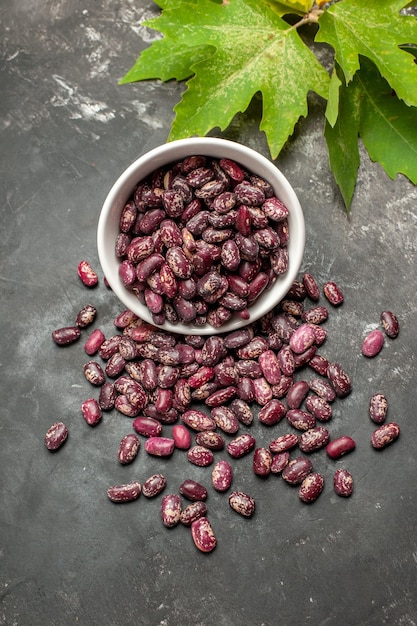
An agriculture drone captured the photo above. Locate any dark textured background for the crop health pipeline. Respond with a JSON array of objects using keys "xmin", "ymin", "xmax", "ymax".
[{"xmin": 1, "ymin": 2, "xmax": 417, "ymax": 625}]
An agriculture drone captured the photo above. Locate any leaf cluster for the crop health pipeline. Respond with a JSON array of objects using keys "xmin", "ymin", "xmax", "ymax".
[{"xmin": 120, "ymin": 0, "xmax": 417, "ymax": 212}]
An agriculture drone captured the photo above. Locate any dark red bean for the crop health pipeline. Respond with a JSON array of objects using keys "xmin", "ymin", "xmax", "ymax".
[
  {"xmin": 326, "ymin": 436, "xmax": 356, "ymax": 459},
  {"xmin": 282, "ymin": 456, "xmax": 313, "ymax": 485},
  {"xmin": 52, "ymin": 326, "xmax": 81, "ymax": 346},
  {"xmin": 381, "ymin": 311, "xmax": 399, "ymax": 338},
  {"xmin": 179, "ymin": 479, "xmax": 208, "ymax": 501}
]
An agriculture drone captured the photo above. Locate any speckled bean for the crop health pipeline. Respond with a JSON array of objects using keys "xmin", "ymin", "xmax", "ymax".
[
  {"xmin": 142, "ymin": 473, "xmax": 167, "ymax": 498},
  {"xmin": 44, "ymin": 421, "xmax": 68, "ymax": 451},
  {"xmin": 118, "ymin": 433, "xmax": 140, "ymax": 465},
  {"xmin": 161, "ymin": 494, "xmax": 182, "ymax": 528},
  {"xmin": 333, "ymin": 469, "xmax": 353, "ymax": 497},
  {"xmin": 180, "ymin": 501, "xmax": 208, "ymax": 526},
  {"xmin": 282, "ymin": 456, "xmax": 313, "ymax": 485},
  {"xmin": 107, "ymin": 481, "xmax": 141, "ymax": 503},
  {"xmin": 371, "ymin": 422, "xmax": 400, "ymax": 449},
  {"xmin": 381, "ymin": 311, "xmax": 399, "ymax": 338},
  {"xmin": 299, "ymin": 473, "xmax": 325, "ymax": 503},
  {"xmin": 187, "ymin": 445, "xmax": 214, "ymax": 466},
  {"xmin": 369, "ymin": 393, "xmax": 388, "ymax": 424},
  {"xmin": 229, "ymin": 491, "xmax": 256, "ymax": 517},
  {"xmin": 191, "ymin": 517, "xmax": 217, "ymax": 552}
]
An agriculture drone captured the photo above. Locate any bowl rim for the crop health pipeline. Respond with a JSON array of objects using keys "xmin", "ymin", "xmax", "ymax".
[{"xmin": 97, "ymin": 137, "xmax": 305, "ymax": 335}]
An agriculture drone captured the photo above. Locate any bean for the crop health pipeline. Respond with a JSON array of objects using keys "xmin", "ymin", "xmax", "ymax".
[
  {"xmin": 172, "ymin": 424, "xmax": 192, "ymax": 449},
  {"xmin": 83, "ymin": 360, "xmax": 105, "ymax": 386},
  {"xmin": 179, "ymin": 479, "xmax": 208, "ymax": 502},
  {"xmin": 75, "ymin": 304, "xmax": 97, "ymax": 328},
  {"xmin": 269, "ymin": 433, "xmax": 299, "ymax": 454},
  {"xmin": 362, "ymin": 329, "xmax": 384, "ymax": 358},
  {"xmin": 302, "ymin": 306, "xmax": 328, "ymax": 325},
  {"xmin": 381, "ymin": 310, "xmax": 399, "ymax": 338},
  {"xmin": 107, "ymin": 482, "xmax": 141, "ymax": 503},
  {"xmin": 302, "ymin": 272, "xmax": 320, "ymax": 301},
  {"xmin": 229, "ymin": 491, "xmax": 256, "ymax": 517},
  {"xmin": 286, "ymin": 408, "xmax": 316, "ymax": 431},
  {"xmin": 227, "ymin": 433, "xmax": 256, "ymax": 458},
  {"xmin": 299, "ymin": 473, "xmax": 325, "ymax": 503},
  {"xmin": 191, "ymin": 517, "xmax": 217, "ymax": 552},
  {"xmin": 305, "ymin": 394, "xmax": 332, "ymax": 422},
  {"xmin": 52, "ymin": 326, "xmax": 81, "ymax": 346},
  {"xmin": 132, "ymin": 416, "xmax": 163, "ymax": 438},
  {"xmin": 371, "ymin": 422, "xmax": 400, "ymax": 449},
  {"xmin": 180, "ymin": 501, "xmax": 208, "ymax": 527},
  {"xmin": 77, "ymin": 260, "xmax": 98, "ymax": 287},
  {"xmin": 326, "ymin": 436, "xmax": 356, "ymax": 459},
  {"xmin": 299, "ymin": 426, "xmax": 330, "ymax": 453},
  {"xmin": 181, "ymin": 409, "xmax": 216, "ymax": 432},
  {"xmin": 195, "ymin": 431, "xmax": 225, "ymax": 451},
  {"xmin": 81, "ymin": 398, "xmax": 102, "ymax": 426},
  {"xmin": 282, "ymin": 456, "xmax": 313, "ymax": 485},
  {"xmin": 326, "ymin": 362, "xmax": 352, "ymax": 398},
  {"xmin": 212, "ymin": 460, "xmax": 233, "ymax": 492},
  {"xmin": 369, "ymin": 393, "xmax": 388, "ymax": 424},
  {"xmin": 333, "ymin": 469, "xmax": 353, "ymax": 497},
  {"xmin": 44, "ymin": 421, "xmax": 68, "ymax": 451},
  {"xmin": 117, "ymin": 433, "xmax": 140, "ymax": 465},
  {"xmin": 289, "ymin": 324, "xmax": 316, "ymax": 355},
  {"xmin": 253, "ymin": 447, "xmax": 272, "ymax": 476},
  {"xmin": 187, "ymin": 445, "xmax": 214, "ymax": 467},
  {"xmin": 161, "ymin": 494, "xmax": 182, "ymax": 528},
  {"xmin": 323, "ymin": 281, "xmax": 343, "ymax": 306},
  {"xmin": 309, "ymin": 378, "xmax": 336, "ymax": 402},
  {"xmin": 258, "ymin": 399, "xmax": 286, "ymax": 426},
  {"xmin": 84, "ymin": 328, "xmax": 105, "ymax": 356},
  {"xmin": 211, "ymin": 406, "xmax": 240, "ymax": 434},
  {"xmin": 270, "ymin": 452, "xmax": 290, "ymax": 474},
  {"xmin": 142, "ymin": 473, "xmax": 167, "ymax": 498},
  {"xmin": 145, "ymin": 437, "xmax": 175, "ymax": 457},
  {"xmin": 99, "ymin": 382, "xmax": 116, "ymax": 411},
  {"xmin": 286, "ymin": 380, "xmax": 309, "ymax": 409}
]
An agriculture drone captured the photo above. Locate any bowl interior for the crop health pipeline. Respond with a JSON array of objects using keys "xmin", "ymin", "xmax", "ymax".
[{"xmin": 97, "ymin": 137, "xmax": 305, "ymax": 335}]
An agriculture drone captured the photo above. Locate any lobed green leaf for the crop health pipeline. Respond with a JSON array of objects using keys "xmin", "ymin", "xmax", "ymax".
[{"xmin": 316, "ymin": 0, "xmax": 417, "ymax": 107}]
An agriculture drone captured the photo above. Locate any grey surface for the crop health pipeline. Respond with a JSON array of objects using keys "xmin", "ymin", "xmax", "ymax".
[{"xmin": 1, "ymin": 2, "xmax": 417, "ymax": 625}]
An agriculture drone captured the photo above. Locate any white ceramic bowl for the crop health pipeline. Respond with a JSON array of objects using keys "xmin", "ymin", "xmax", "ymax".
[{"xmin": 97, "ymin": 137, "xmax": 305, "ymax": 335}]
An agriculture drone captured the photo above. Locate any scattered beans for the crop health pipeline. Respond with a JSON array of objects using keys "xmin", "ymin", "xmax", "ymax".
[
  {"xmin": 44, "ymin": 421, "xmax": 68, "ymax": 451},
  {"xmin": 47, "ymin": 262, "xmax": 403, "ymax": 554}
]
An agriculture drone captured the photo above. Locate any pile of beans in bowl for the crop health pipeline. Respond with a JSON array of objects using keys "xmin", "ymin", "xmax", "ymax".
[{"xmin": 114, "ymin": 156, "xmax": 292, "ymax": 328}]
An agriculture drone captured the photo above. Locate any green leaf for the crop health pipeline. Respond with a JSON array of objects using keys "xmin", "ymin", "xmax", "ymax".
[
  {"xmin": 160, "ymin": 0, "xmax": 329, "ymax": 158},
  {"xmin": 357, "ymin": 57, "xmax": 417, "ymax": 185},
  {"xmin": 326, "ymin": 57, "xmax": 417, "ymax": 211},
  {"xmin": 325, "ymin": 68, "xmax": 342, "ymax": 127},
  {"xmin": 324, "ymin": 65, "xmax": 361, "ymax": 212},
  {"xmin": 316, "ymin": 0, "xmax": 417, "ymax": 107}
]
